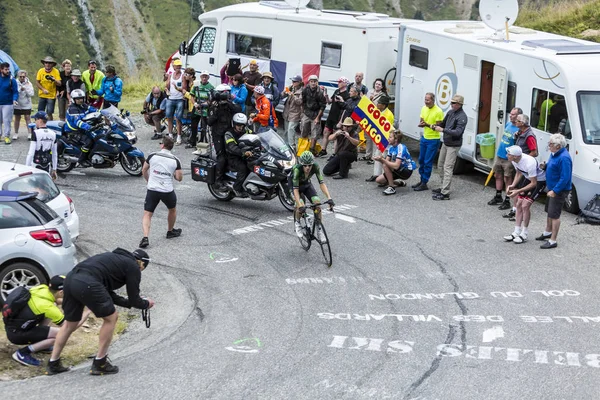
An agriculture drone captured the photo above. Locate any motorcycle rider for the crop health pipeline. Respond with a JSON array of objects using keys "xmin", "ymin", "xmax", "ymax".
[
  {"xmin": 65, "ymin": 89, "xmax": 98, "ymax": 167},
  {"xmin": 207, "ymin": 84, "xmax": 242, "ymax": 188},
  {"xmin": 225, "ymin": 113, "xmax": 254, "ymax": 198}
]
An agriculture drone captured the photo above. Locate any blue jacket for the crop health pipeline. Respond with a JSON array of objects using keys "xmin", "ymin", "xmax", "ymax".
[
  {"xmin": 0, "ymin": 75, "xmax": 18, "ymax": 105},
  {"xmin": 65, "ymin": 103, "xmax": 98, "ymax": 133},
  {"xmin": 545, "ymin": 147, "xmax": 572, "ymax": 193},
  {"xmin": 95, "ymin": 75, "xmax": 123, "ymax": 103},
  {"xmin": 230, "ymin": 84, "xmax": 248, "ymax": 112}
]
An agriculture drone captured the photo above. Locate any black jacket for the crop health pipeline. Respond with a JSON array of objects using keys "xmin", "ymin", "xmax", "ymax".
[
  {"xmin": 207, "ymin": 101, "xmax": 242, "ymax": 137},
  {"xmin": 73, "ymin": 248, "xmax": 149, "ymax": 309},
  {"xmin": 440, "ymin": 107, "xmax": 468, "ymax": 147},
  {"xmin": 301, "ymin": 86, "xmax": 326, "ymax": 119}
]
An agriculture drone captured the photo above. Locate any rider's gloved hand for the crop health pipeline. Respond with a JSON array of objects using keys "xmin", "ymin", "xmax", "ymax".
[{"xmin": 328, "ymin": 199, "xmax": 335, "ymax": 207}]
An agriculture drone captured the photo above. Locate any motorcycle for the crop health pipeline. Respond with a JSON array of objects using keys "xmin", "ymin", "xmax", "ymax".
[
  {"xmin": 38, "ymin": 105, "xmax": 145, "ymax": 176},
  {"xmin": 191, "ymin": 128, "xmax": 296, "ymax": 211}
]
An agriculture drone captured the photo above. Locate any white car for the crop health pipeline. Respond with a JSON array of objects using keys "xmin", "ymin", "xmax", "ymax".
[{"xmin": 0, "ymin": 161, "xmax": 80, "ymax": 239}]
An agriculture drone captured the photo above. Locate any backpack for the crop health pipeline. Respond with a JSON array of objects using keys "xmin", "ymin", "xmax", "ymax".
[
  {"xmin": 577, "ymin": 194, "xmax": 600, "ymax": 225},
  {"xmin": 33, "ymin": 147, "xmax": 51, "ymax": 167},
  {"xmin": 1, "ymin": 286, "xmax": 42, "ymax": 330}
]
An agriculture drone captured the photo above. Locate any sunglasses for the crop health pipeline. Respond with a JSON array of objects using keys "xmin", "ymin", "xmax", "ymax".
[{"xmin": 451, "ymin": 102, "xmax": 458, "ymax": 105}]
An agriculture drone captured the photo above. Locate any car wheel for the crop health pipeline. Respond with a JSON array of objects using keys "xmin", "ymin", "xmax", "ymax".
[{"xmin": 0, "ymin": 262, "xmax": 47, "ymax": 301}]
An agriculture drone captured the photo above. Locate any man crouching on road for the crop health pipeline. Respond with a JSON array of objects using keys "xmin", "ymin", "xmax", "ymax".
[{"xmin": 46, "ymin": 248, "xmax": 154, "ymax": 375}]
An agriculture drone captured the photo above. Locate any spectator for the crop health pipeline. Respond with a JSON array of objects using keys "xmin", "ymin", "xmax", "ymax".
[
  {"xmin": 431, "ymin": 94, "xmax": 468, "ymax": 200},
  {"xmin": 47, "ymin": 248, "xmax": 153, "ymax": 375},
  {"xmin": 320, "ymin": 76, "xmax": 350, "ymax": 158},
  {"xmin": 488, "ymin": 107, "xmax": 521, "ymax": 210},
  {"xmin": 364, "ymin": 78, "xmax": 388, "ymax": 162},
  {"xmin": 57, "ymin": 59, "xmax": 72, "ymax": 122},
  {"xmin": 257, "ymin": 71, "xmax": 280, "ymax": 108},
  {"xmin": 349, "ymin": 72, "xmax": 368, "ymax": 96},
  {"xmin": 13, "ymin": 70, "xmax": 34, "ymax": 140},
  {"xmin": 514, "ymin": 114, "xmax": 538, "ymax": 157},
  {"xmin": 242, "ymin": 60, "xmax": 262, "ymax": 116},
  {"xmin": 94, "ymin": 65, "xmax": 123, "ymax": 109},
  {"xmin": 366, "ymin": 96, "xmax": 394, "ymax": 182},
  {"xmin": 81, "ymin": 60, "xmax": 105, "ymax": 108},
  {"xmin": 373, "ymin": 129, "xmax": 416, "ymax": 195},
  {"xmin": 548, "ymin": 95, "xmax": 567, "ymax": 133},
  {"xmin": 143, "ymin": 86, "xmax": 167, "ymax": 140},
  {"xmin": 35, "ymin": 56, "xmax": 62, "ymax": 121},
  {"xmin": 323, "ymin": 117, "xmax": 359, "ymax": 179},
  {"xmin": 26, "ymin": 111, "xmax": 58, "ymax": 179},
  {"xmin": 220, "ymin": 59, "xmax": 241, "ymax": 85},
  {"xmin": 65, "ymin": 69, "xmax": 86, "ymax": 104},
  {"xmin": 413, "ymin": 92, "xmax": 444, "ymax": 191},
  {"xmin": 229, "ymin": 73, "xmax": 248, "ymax": 113},
  {"xmin": 182, "ymin": 67, "xmax": 196, "ymax": 94},
  {"xmin": 537, "ymin": 134, "xmax": 572, "ymax": 249},
  {"xmin": 281, "ymin": 75, "xmax": 304, "ymax": 150},
  {"xmin": 0, "ymin": 62, "xmax": 18, "ymax": 145},
  {"xmin": 503, "ymin": 145, "xmax": 546, "ymax": 244},
  {"xmin": 536, "ymin": 92, "xmax": 554, "ymax": 131},
  {"xmin": 140, "ymin": 136, "xmax": 183, "ymax": 248},
  {"xmin": 4, "ymin": 276, "xmax": 90, "ymax": 367},
  {"xmin": 165, "ymin": 59, "xmax": 185, "ymax": 144},
  {"xmin": 249, "ymin": 85, "xmax": 277, "ymax": 131},
  {"xmin": 189, "ymin": 71, "xmax": 215, "ymax": 147},
  {"xmin": 300, "ymin": 75, "xmax": 326, "ymax": 154}
]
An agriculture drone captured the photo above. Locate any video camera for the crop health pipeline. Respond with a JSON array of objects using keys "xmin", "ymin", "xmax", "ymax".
[{"xmin": 212, "ymin": 91, "xmax": 230, "ymax": 102}]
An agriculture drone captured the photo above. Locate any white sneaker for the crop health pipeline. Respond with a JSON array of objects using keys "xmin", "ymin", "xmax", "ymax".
[
  {"xmin": 317, "ymin": 227, "xmax": 327, "ymax": 243},
  {"xmin": 175, "ymin": 136, "xmax": 182, "ymax": 145},
  {"xmin": 295, "ymin": 222, "xmax": 304, "ymax": 238},
  {"xmin": 11, "ymin": 134, "xmax": 18, "ymax": 140},
  {"xmin": 513, "ymin": 234, "xmax": 527, "ymax": 244}
]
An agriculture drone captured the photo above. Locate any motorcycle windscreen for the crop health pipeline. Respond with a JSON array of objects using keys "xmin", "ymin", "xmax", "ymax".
[
  {"xmin": 256, "ymin": 129, "xmax": 293, "ymax": 160},
  {"xmin": 101, "ymin": 105, "xmax": 135, "ymax": 131}
]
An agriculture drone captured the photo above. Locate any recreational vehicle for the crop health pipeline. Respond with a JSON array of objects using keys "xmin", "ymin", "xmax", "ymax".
[
  {"xmin": 394, "ymin": 21, "xmax": 600, "ymax": 213},
  {"xmin": 178, "ymin": 1, "xmax": 410, "ymax": 101}
]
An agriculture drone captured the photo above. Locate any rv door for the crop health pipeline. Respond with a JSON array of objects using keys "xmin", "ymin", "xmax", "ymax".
[{"xmin": 490, "ymin": 65, "xmax": 508, "ymax": 158}]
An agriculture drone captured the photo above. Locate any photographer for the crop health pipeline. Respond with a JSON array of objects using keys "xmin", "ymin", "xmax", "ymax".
[
  {"xmin": 35, "ymin": 56, "xmax": 62, "ymax": 121},
  {"xmin": 189, "ymin": 71, "xmax": 214, "ymax": 147},
  {"xmin": 142, "ymin": 86, "xmax": 167, "ymax": 140},
  {"xmin": 207, "ymin": 84, "xmax": 242, "ymax": 187}
]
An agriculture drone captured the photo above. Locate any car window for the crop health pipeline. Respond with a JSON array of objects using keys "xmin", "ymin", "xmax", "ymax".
[
  {"xmin": 0, "ymin": 202, "xmax": 41, "ymax": 229},
  {"xmin": 2, "ymin": 173, "xmax": 60, "ymax": 203},
  {"xmin": 22, "ymin": 198, "xmax": 58, "ymax": 224}
]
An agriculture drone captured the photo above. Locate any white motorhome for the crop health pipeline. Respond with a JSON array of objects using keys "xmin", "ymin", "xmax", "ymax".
[
  {"xmin": 394, "ymin": 21, "xmax": 600, "ymax": 212},
  {"xmin": 180, "ymin": 1, "xmax": 410, "ymax": 101}
]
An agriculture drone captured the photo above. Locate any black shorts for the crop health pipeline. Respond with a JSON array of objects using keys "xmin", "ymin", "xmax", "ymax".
[
  {"xmin": 516, "ymin": 177, "xmax": 546, "ymax": 203},
  {"xmin": 545, "ymin": 191, "xmax": 567, "ymax": 219},
  {"xmin": 289, "ymin": 175, "xmax": 320, "ymax": 203},
  {"xmin": 392, "ymin": 168, "xmax": 413, "ymax": 180},
  {"xmin": 5, "ymin": 325, "xmax": 50, "ymax": 345},
  {"xmin": 14, "ymin": 109, "xmax": 32, "ymax": 116},
  {"xmin": 144, "ymin": 189, "xmax": 177, "ymax": 212},
  {"xmin": 63, "ymin": 270, "xmax": 115, "ymax": 322}
]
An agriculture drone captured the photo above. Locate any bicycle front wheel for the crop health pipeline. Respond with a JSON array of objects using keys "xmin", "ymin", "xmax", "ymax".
[
  {"xmin": 315, "ymin": 220, "xmax": 332, "ymax": 267},
  {"xmin": 295, "ymin": 213, "xmax": 311, "ymax": 251}
]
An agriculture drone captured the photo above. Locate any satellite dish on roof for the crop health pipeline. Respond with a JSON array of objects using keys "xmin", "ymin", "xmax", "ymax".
[
  {"xmin": 285, "ymin": 0, "xmax": 310, "ymax": 12},
  {"xmin": 479, "ymin": 0, "xmax": 519, "ymax": 31}
]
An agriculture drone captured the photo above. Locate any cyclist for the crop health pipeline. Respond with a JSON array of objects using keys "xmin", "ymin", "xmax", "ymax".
[{"xmin": 291, "ymin": 150, "xmax": 334, "ymax": 242}]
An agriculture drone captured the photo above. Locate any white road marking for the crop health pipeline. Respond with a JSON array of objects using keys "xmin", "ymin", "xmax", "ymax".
[
  {"xmin": 482, "ymin": 325, "xmax": 505, "ymax": 343},
  {"xmin": 63, "ymin": 170, "xmax": 86, "ymax": 176},
  {"xmin": 334, "ymin": 213, "xmax": 356, "ymax": 223}
]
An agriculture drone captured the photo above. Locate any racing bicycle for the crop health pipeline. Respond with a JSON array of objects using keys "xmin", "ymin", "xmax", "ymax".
[{"xmin": 294, "ymin": 199, "xmax": 334, "ymax": 267}]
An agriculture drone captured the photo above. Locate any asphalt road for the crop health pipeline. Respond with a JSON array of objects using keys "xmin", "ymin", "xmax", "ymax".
[{"xmin": 1, "ymin": 119, "xmax": 599, "ymax": 400}]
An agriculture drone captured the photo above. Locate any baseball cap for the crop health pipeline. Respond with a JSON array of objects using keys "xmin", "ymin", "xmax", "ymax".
[
  {"xmin": 506, "ymin": 145, "xmax": 522, "ymax": 157},
  {"xmin": 199, "ymin": 70, "xmax": 210, "ymax": 77},
  {"xmin": 308, "ymin": 75, "xmax": 318, "ymax": 81},
  {"xmin": 132, "ymin": 249, "xmax": 151, "ymax": 268},
  {"xmin": 49, "ymin": 275, "xmax": 65, "ymax": 291},
  {"xmin": 33, "ymin": 111, "xmax": 48, "ymax": 121},
  {"xmin": 249, "ymin": 60, "xmax": 258, "ymax": 65},
  {"xmin": 173, "ymin": 59, "xmax": 183, "ymax": 66},
  {"xmin": 338, "ymin": 76, "xmax": 349, "ymax": 84},
  {"xmin": 290, "ymin": 74, "xmax": 302, "ymax": 82}
]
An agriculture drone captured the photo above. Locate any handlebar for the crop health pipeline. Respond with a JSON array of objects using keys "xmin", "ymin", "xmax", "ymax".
[{"xmin": 299, "ymin": 199, "xmax": 335, "ymax": 213}]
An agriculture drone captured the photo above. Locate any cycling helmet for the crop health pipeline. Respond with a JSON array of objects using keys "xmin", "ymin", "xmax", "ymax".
[
  {"xmin": 298, "ymin": 150, "xmax": 315, "ymax": 166},
  {"xmin": 254, "ymin": 85, "xmax": 265, "ymax": 95},
  {"xmin": 215, "ymin": 84, "xmax": 231, "ymax": 92},
  {"xmin": 71, "ymin": 89, "xmax": 86, "ymax": 100},
  {"xmin": 232, "ymin": 113, "xmax": 247, "ymax": 126}
]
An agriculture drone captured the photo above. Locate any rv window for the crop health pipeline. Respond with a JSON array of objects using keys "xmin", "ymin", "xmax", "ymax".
[
  {"xmin": 321, "ymin": 42, "xmax": 342, "ymax": 68},
  {"xmin": 506, "ymin": 82, "xmax": 517, "ymax": 115},
  {"xmin": 226, "ymin": 33, "xmax": 271, "ymax": 60},
  {"xmin": 190, "ymin": 27, "xmax": 216, "ymax": 55},
  {"xmin": 409, "ymin": 46, "xmax": 428, "ymax": 70},
  {"xmin": 531, "ymin": 88, "xmax": 569, "ymax": 135},
  {"xmin": 577, "ymin": 91, "xmax": 600, "ymax": 145}
]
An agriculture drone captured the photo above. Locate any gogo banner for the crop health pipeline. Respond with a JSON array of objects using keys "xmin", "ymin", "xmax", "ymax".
[{"xmin": 351, "ymin": 97, "xmax": 393, "ymax": 152}]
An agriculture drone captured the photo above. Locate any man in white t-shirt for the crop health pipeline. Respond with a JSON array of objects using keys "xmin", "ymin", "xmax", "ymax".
[
  {"xmin": 503, "ymin": 145, "xmax": 546, "ymax": 244},
  {"xmin": 25, "ymin": 111, "xmax": 58, "ymax": 179},
  {"xmin": 139, "ymin": 136, "xmax": 183, "ymax": 248}
]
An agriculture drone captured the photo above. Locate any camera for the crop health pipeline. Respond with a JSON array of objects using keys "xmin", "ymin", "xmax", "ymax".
[
  {"xmin": 140, "ymin": 110, "xmax": 147, "ymax": 115},
  {"xmin": 213, "ymin": 92, "xmax": 230, "ymax": 102},
  {"xmin": 45, "ymin": 75, "xmax": 55, "ymax": 82}
]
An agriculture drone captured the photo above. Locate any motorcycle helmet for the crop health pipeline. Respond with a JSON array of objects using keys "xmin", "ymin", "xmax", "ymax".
[
  {"xmin": 215, "ymin": 84, "xmax": 231, "ymax": 92},
  {"xmin": 232, "ymin": 113, "xmax": 247, "ymax": 127},
  {"xmin": 298, "ymin": 151, "xmax": 315, "ymax": 166},
  {"xmin": 71, "ymin": 89, "xmax": 86, "ymax": 100},
  {"xmin": 254, "ymin": 85, "xmax": 265, "ymax": 95}
]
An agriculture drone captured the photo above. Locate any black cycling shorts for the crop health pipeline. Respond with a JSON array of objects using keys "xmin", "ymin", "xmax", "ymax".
[
  {"xmin": 63, "ymin": 270, "xmax": 115, "ymax": 322},
  {"xmin": 144, "ymin": 189, "xmax": 177, "ymax": 212},
  {"xmin": 392, "ymin": 168, "xmax": 413, "ymax": 180},
  {"xmin": 5, "ymin": 325, "xmax": 50, "ymax": 345},
  {"xmin": 516, "ymin": 177, "xmax": 546, "ymax": 203}
]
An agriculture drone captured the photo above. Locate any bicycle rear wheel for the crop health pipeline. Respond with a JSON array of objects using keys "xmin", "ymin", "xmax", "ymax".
[
  {"xmin": 315, "ymin": 219, "xmax": 332, "ymax": 267},
  {"xmin": 294, "ymin": 213, "xmax": 311, "ymax": 251}
]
